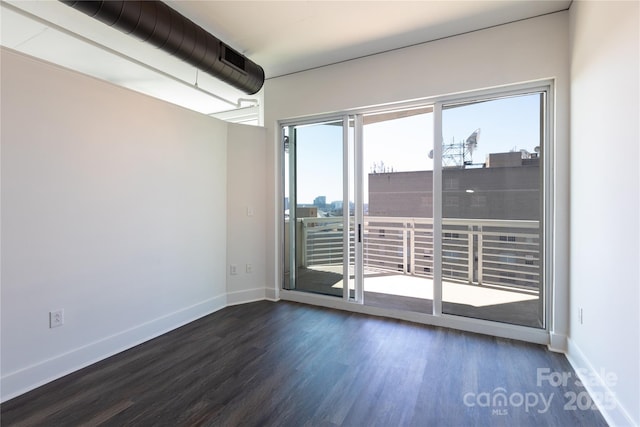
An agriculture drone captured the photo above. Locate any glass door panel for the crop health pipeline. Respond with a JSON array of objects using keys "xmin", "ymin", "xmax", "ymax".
[
  {"xmin": 440, "ymin": 93, "xmax": 545, "ymax": 328},
  {"xmin": 360, "ymin": 107, "xmax": 435, "ymax": 313},
  {"xmin": 283, "ymin": 120, "xmax": 346, "ymax": 297}
]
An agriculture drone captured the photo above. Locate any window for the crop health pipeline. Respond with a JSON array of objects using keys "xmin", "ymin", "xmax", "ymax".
[{"xmin": 281, "ymin": 82, "xmax": 552, "ymax": 338}]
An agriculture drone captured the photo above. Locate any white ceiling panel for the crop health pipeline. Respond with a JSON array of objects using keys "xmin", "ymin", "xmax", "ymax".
[{"xmin": 169, "ymin": 1, "xmax": 571, "ymax": 78}]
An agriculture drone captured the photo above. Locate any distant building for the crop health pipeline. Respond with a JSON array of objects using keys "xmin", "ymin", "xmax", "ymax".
[
  {"xmin": 368, "ymin": 152, "xmax": 540, "ymax": 220},
  {"xmin": 296, "ymin": 207, "xmax": 318, "ymax": 218},
  {"xmin": 313, "ymin": 196, "xmax": 327, "ymax": 208},
  {"xmin": 330, "ymin": 200, "xmax": 343, "ymax": 213}
]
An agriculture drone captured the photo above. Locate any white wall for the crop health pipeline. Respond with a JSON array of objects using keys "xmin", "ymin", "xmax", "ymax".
[
  {"xmin": 0, "ymin": 48, "xmax": 230, "ymax": 401},
  {"xmin": 264, "ymin": 12, "xmax": 571, "ymax": 342},
  {"xmin": 226, "ymin": 123, "xmax": 269, "ymax": 304},
  {"xmin": 265, "ymin": 12, "xmax": 569, "ymax": 119},
  {"xmin": 569, "ymin": 2, "xmax": 639, "ymax": 426}
]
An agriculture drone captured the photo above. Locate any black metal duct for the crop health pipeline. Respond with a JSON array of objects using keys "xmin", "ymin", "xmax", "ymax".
[{"xmin": 60, "ymin": 0, "xmax": 264, "ymax": 95}]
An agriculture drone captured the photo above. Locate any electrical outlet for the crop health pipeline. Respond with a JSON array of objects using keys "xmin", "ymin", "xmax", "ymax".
[
  {"xmin": 50, "ymin": 309, "xmax": 64, "ymax": 328},
  {"xmin": 246, "ymin": 263, "xmax": 253, "ymax": 273},
  {"xmin": 230, "ymin": 264, "xmax": 238, "ymax": 275}
]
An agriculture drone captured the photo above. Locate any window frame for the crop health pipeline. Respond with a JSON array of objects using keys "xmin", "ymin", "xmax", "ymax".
[{"xmin": 277, "ymin": 80, "xmax": 556, "ymax": 346}]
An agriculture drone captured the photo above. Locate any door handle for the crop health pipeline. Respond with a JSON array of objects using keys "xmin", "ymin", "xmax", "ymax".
[{"xmin": 358, "ymin": 224, "xmax": 362, "ymax": 243}]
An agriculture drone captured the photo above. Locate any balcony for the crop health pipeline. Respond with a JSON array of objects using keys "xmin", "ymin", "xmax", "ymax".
[{"xmin": 285, "ymin": 216, "xmax": 542, "ymax": 328}]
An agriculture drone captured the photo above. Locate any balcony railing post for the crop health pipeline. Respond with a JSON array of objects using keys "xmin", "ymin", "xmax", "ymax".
[
  {"xmin": 301, "ymin": 219, "xmax": 307, "ymax": 268},
  {"xmin": 410, "ymin": 219, "xmax": 415, "ymax": 276},
  {"xmin": 478, "ymin": 225, "xmax": 483, "ymax": 285},
  {"xmin": 402, "ymin": 224, "xmax": 408, "ymax": 275},
  {"xmin": 468, "ymin": 225, "xmax": 474, "ymax": 284},
  {"xmin": 363, "ymin": 219, "xmax": 367, "ymax": 268}
]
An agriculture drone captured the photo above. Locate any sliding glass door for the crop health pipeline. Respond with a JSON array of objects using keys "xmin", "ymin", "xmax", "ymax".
[
  {"xmin": 440, "ymin": 92, "xmax": 546, "ymax": 328},
  {"xmin": 360, "ymin": 107, "xmax": 435, "ymax": 313},
  {"xmin": 283, "ymin": 119, "xmax": 352, "ymax": 298},
  {"xmin": 282, "ymin": 84, "xmax": 549, "ymax": 331}
]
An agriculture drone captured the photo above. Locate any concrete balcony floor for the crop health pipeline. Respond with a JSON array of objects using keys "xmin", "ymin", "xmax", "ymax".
[{"xmin": 291, "ymin": 265, "xmax": 543, "ymax": 328}]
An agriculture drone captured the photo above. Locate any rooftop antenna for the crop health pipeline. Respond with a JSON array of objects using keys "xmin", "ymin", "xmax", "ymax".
[
  {"xmin": 441, "ymin": 128, "xmax": 481, "ymax": 168},
  {"xmin": 464, "ymin": 128, "xmax": 480, "ymax": 165}
]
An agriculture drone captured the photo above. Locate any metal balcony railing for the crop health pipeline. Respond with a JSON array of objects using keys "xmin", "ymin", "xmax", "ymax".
[{"xmin": 298, "ymin": 216, "xmax": 541, "ymax": 290}]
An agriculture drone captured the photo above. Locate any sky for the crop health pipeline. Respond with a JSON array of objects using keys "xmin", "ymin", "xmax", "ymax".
[{"xmin": 287, "ymin": 93, "xmax": 542, "ymax": 205}]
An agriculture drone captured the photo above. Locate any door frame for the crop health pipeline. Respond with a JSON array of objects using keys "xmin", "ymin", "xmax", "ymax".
[{"xmin": 277, "ymin": 80, "xmax": 555, "ymax": 347}]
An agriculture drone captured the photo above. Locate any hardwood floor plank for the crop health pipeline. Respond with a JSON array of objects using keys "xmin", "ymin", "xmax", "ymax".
[
  {"xmin": 1, "ymin": 301, "xmax": 608, "ymax": 426},
  {"xmin": 77, "ymin": 399, "xmax": 134, "ymax": 427}
]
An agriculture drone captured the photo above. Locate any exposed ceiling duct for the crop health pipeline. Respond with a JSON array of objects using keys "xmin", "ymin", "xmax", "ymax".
[{"xmin": 60, "ymin": 0, "xmax": 265, "ymax": 95}]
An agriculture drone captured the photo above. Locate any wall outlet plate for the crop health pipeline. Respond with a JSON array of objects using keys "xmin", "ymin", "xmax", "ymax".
[{"xmin": 50, "ymin": 309, "xmax": 64, "ymax": 328}]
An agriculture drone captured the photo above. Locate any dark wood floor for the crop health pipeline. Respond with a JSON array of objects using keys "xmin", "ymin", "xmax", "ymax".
[{"xmin": 2, "ymin": 301, "xmax": 607, "ymax": 426}]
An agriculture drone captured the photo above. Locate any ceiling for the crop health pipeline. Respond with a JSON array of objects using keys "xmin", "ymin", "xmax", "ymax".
[
  {"xmin": 170, "ymin": 0, "xmax": 571, "ymax": 78},
  {"xmin": 1, "ymin": 0, "xmax": 571, "ymax": 122}
]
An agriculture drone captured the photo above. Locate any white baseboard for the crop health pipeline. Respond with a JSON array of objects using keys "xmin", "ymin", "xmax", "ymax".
[
  {"xmin": 566, "ymin": 338, "xmax": 637, "ymax": 427},
  {"xmin": 548, "ymin": 332, "xmax": 568, "ymax": 353},
  {"xmin": 226, "ymin": 287, "xmax": 267, "ymax": 306},
  {"xmin": 265, "ymin": 286, "xmax": 279, "ymax": 301},
  {"xmin": 1, "ymin": 294, "xmax": 227, "ymax": 402}
]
